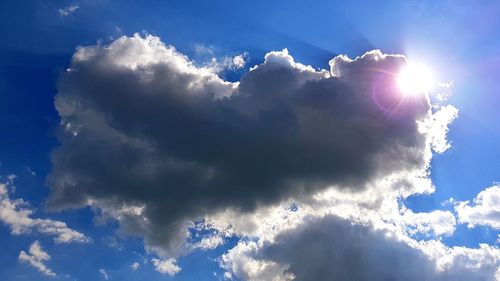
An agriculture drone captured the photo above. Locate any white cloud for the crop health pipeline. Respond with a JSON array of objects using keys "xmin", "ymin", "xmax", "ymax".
[
  {"xmin": 58, "ymin": 4, "xmax": 79, "ymax": 16},
  {"xmin": 205, "ymin": 52, "xmax": 249, "ymax": 72},
  {"xmin": 192, "ymin": 43, "xmax": 248, "ymax": 71},
  {"xmin": 189, "ymin": 234, "xmax": 225, "ymax": 250},
  {"xmin": 455, "ymin": 185, "xmax": 500, "ymax": 229},
  {"xmin": 18, "ymin": 241, "xmax": 56, "ymax": 277},
  {"xmin": 193, "ymin": 44, "xmax": 216, "ymax": 56},
  {"xmin": 151, "ymin": 258, "xmax": 181, "ymax": 276},
  {"xmin": 232, "ymin": 53, "xmax": 247, "ymax": 69},
  {"xmin": 130, "ymin": 262, "xmax": 140, "ymax": 271},
  {"xmin": 99, "ymin": 268, "xmax": 110, "ymax": 280},
  {"xmin": 398, "ymin": 208, "xmax": 457, "ymax": 237},
  {"xmin": 0, "ymin": 182, "xmax": 90, "ymax": 243},
  {"xmin": 419, "ymin": 104, "xmax": 459, "ymax": 153}
]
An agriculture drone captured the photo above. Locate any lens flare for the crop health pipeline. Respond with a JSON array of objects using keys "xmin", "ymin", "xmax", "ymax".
[{"xmin": 397, "ymin": 62, "xmax": 434, "ymax": 96}]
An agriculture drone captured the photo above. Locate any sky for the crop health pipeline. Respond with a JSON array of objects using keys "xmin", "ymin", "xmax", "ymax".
[{"xmin": 0, "ymin": 0, "xmax": 500, "ymax": 280}]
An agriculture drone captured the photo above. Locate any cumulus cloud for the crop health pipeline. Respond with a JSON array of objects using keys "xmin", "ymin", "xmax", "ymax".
[
  {"xmin": 47, "ymin": 34, "xmax": 451, "ymax": 257},
  {"xmin": 221, "ymin": 215, "xmax": 500, "ymax": 281},
  {"xmin": 39, "ymin": 33, "xmax": 500, "ymax": 280},
  {"xmin": 19, "ymin": 241, "xmax": 56, "ymax": 277},
  {"xmin": 455, "ymin": 185, "xmax": 500, "ymax": 229},
  {"xmin": 0, "ymin": 181, "xmax": 89, "ymax": 243},
  {"xmin": 152, "ymin": 258, "xmax": 181, "ymax": 276}
]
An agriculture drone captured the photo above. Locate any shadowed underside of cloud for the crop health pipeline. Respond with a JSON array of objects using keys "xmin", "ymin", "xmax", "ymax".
[
  {"xmin": 221, "ymin": 215, "xmax": 500, "ymax": 281},
  {"xmin": 47, "ymin": 34, "xmax": 443, "ymax": 257}
]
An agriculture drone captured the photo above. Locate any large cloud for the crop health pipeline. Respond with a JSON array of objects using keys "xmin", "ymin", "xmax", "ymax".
[
  {"xmin": 48, "ymin": 34, "xmax": 446, "ymax": 255},
  {"xmin": 221, "ymin": 215, "xmax": 500, "ymax": 281}
]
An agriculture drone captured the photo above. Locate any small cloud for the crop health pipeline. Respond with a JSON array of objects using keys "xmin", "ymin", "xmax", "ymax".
[
  {"xmin": 189, "ymin": 234, "xmax": 224, "ymax": 250},
  {"xmin": 455, "ymin": 185, "xmax": 500, "ymax": 229},
  {"xmin": 151, "ymin": 258, "xmax": 181, "ymax": 276},
  {"xmin": 99, "ymin": 268, "xmax": 110, "ymax": 280},
  {"xmin": 441, "ymin": 197, "xmax": 457, "ymax": 207},
  {"xmin": 0, "ymin": 181, "xmax": 90, "ymax": 244},
  {"xmin": 58, "ymin": 4, "xmax": 79, "ymax": 16},
  {"xmin": 18, "ymin": 241, "xmax": 56, "ymax": 277},
  {"xmin": 231, "ymin": 53, "xmax": 248, "ymax": 69},
  {"xmin": 130, "ymin": 262, "xmax": 140, "ymax": 271},
  {"xmin": 205, "ymin": 52, "xmax": 249, "ymax": 73},
  {"xmin": 193, "ymin": 44, "xmax": 215, "ymax": 56},
  {"xmin": 24, "ymin": 166, "xmax": 36, "ymax": 176}
]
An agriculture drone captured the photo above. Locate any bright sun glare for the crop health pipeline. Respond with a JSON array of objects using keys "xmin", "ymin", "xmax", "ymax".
[{"xmin": 397, "ymin": 62, "xmax": 435, "ymax": 96}]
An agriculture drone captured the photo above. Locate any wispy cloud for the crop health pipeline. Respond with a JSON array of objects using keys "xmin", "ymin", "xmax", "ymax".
[
  {"xmin": 58, "ymin": 4, "xmax": 79, "ymax": 16},
  {"xmin": 99, "ymin": 268, "xmax": 110, "ymax": 280},
  {"xmin": 0, "ymin": 181, "xmax": 90, "ymax": 243}
]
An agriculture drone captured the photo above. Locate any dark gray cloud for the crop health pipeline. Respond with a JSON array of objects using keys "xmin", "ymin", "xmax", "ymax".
[
  {"xmin": 250, "ymin": 215, "xmax": 499, "ymax": 281},
  {"xmin": 47, "ymin": 35, "xmax": 431, "ymax": 254}
]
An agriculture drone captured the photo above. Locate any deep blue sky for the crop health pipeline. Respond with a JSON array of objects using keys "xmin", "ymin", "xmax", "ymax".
[{"xmin": 1, "ymin": 1, "xmax": 499, "ymax": 280}]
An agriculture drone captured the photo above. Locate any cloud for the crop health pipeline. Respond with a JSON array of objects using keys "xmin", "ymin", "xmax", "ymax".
[
  {"xmin": 398, "ymin": 208, "xmax": 456, "ymax": 237},
  {"xmin": 99, "ymin": 268, "xmax": 110, "ymax": 280},
  {"xmin": 18, "ymin": 241, "xmax": 56, "ymax": 277},
  {"xmin": 0, "ymin": 181, "xmax": 89, "ymax": 243},
  {"xmin": 221, "ymin": 215, "xmax": 500, "ymax": 281},
  {"xmin": 58, "ymin": 4, "xmax": 79, "ymax": 16},
  {"xmin": 231, "ymin": 53, "xmax": 248, "ymax": 69},
  {"xmin": 38, "ymin": 33, "xmax": 498, "ymax": 280},
  {"xmin": 193, "ymin": 44, "xmax": 248, "ymax": 71},
  {"xmin": 209, "ymin": 52, "xmax": 249, "ymax": 72},
  {"xmin": 419, "ymin": 104, "xmax": 459, "ymax": 153},
  {"xmin": 189, "ymin": 234, "xmax": 225, "ymax": 250},
  {"xmin": 151, "ymin": 258, "xmax": 181, "ymax": 276},
  {"xmin": 130, "ymin": 262, "xmax": 140, "ymax": 271},
  {"xmin": 47, "ymin": 34, "xmax": 450, "ymax": 256},
  {"xmin": 455, "ymin": 185, "xmax": 500, "ymax": 229}
]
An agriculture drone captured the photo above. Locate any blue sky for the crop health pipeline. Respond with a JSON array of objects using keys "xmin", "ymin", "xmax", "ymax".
[{"xmin": 1, "ymin": 1, "xmax": 499, "ymax": 280}]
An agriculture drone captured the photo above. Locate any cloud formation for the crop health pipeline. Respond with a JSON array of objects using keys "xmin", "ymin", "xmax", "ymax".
[
  {"xmin": 152, "ymin": 258, "xmax": 181, "ymax": 276},
  {"xmin": 48, "ymin": 34, "xmax": 438, "ymax": 255},
  {"xmin": 456, "ymin": 185, "xmax": 500, "ymax": 229},
  {"xmin": 18, "ymin": 241, "xmax": 56, "ymax": 277},
  {"xmin": 221, "ymin": 215, "xmax": 500, "ymax": 281},
  {"xmin": 0, "ymin": 181, "xmax": 89, "ymax": 243},
  {"xmin": 39, "ymin": 33, "xmax": 500, "ymax": 280}
]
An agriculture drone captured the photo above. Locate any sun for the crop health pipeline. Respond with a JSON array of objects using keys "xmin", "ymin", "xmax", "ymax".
[{"xmin": 397, "ymin": 62, "xmax": 435, "ymax": 96}]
